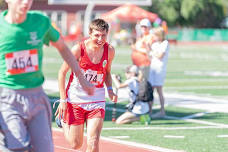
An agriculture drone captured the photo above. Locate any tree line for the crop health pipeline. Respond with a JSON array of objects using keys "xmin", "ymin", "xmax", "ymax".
[
  {"xmin": 147, "ymin": 0, "xmax": 227, "ymax": 28},
  {"xmin": 0, "ymin": 0, "xmax": 227, "ymax": 28}
]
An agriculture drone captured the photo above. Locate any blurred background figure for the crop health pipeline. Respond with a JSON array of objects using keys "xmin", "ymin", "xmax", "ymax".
[
  {"xmin": 112, "ymin": 65, "xmax": 150, "ymax": 124},
  {"xmin": 135, "ymin": 20, "xmax": 142, "ymax": 40},
  {"xmin": 131, "ymin": 18, "xmax": 154, "ymax": 82},
  {"xmin": 148, "ymin": 27, "xmax": 170, "ymax": 118}
]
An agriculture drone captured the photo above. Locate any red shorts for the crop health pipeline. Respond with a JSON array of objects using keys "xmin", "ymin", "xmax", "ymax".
[{"xmin": 64, "ymin": 102, "xmax": 105, "ymax": 125}]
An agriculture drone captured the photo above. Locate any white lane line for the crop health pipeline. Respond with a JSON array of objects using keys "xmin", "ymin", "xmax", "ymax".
[
  {"xmin": 52, "ymin": 128, "xmax": 185, "ymax": 152},
  {"xmin": 217, "ymin": 135, "xmax": 228, "ymax": 138},
  {"xmin": 100, "ymin": 136, "xmax": 185, "ymax": 152},
  {"xmin": 164, "ymin": 135, "xmax": 185, "ymax": 139}
]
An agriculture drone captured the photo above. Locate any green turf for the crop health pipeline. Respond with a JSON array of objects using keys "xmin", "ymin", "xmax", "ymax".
[
  {"xmin": 43, "ymin": 47, "xmax": 63, "ymax": 79},
  {"xmin": 43, "ymin": 44, "xmax": 228, "ymax": 98},
  {"xmin": 194, "ymin": 112, "xmax": 228, "ymax": 124},
  {"xmin": 50, "ymin": 94, "xmax": 228, "ymax": 152},
  {"xmin": 101, "ymin": 128, "xmax": 228, "ymax": 152}
]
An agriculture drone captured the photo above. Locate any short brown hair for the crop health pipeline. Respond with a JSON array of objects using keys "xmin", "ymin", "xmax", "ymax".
[
  {"xmin": 153, "ymin": 27, "xmax": 166, "ymax": 41},
  {"xmin": 89, "ymin": 19, "xmax": 109, "ymax": 33},
  {"xmin": 125, "ymin": 65, "xmax": 139, "ymax": 76}
]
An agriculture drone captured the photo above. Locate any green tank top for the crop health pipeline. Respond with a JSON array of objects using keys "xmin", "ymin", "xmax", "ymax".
[{"xmin": 0, "ymin": 11, "xmax": 60, "ymax": 89}]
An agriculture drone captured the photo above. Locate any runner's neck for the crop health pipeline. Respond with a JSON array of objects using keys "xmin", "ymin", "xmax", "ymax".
[
  {"xmin": 86, "ymin": 40, "xmax": 104, "ymax": 52},
  {"xmin": 5, "ymin": 11, "xmax": 27, "ymax": 24}
]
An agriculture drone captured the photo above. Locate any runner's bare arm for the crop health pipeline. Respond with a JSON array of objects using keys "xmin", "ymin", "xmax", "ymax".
[
  {"xmin": 51, "ymin": 37, "xmax": 94, "ymax": 96},
  {"xmin": 58, "ymin": 43, "xmax": 81, "ymax": 100},
  {"xmin": 105, "ymin": 45, "xmax": 115, "ymax": 88},
  {"xmin": 111, "ymin": 75, "xmax": 128, "ymax": 89},
  {"xmin": 105, "ymin": 45, "xmax": 117, "ymax": 102}
]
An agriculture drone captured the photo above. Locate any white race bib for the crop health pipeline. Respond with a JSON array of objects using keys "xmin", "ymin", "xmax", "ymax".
[
  {"xmin": 5, "ymin": 49, "xmax": 39, "ymax": 75},
  {"xmin": 83, "ymin": 69, "xmax": 103, "ymax": 85}
]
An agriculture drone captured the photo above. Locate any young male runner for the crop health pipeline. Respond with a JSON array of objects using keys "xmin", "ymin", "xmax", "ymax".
[
  {"xmin": 0, "ymin": 0, "xmax": 94, "ymax": 151},
  {"xmin": 56, "ymin": 18, "xmax": 117, "ymax": 152}
]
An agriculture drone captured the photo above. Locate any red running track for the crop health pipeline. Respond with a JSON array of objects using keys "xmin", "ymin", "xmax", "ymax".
[{"xmin": 53, "ymin": 130, "xmax": 159, "ymax": 152}]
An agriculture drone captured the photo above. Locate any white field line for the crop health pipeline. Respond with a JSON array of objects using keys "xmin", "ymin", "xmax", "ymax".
[
  {"xmin": 106, "ymin": 106, "xmax": 228, "ymax": 129},
  {"xmin": 105, "ymin": 105, "xmax": 162, "ymax": 113},
  {"xmin": 179, "ymin": 53, "xmax": 227, "ymax": 60},
  {"xmin": 46, "ymin": 80, "xmax": 228, "ymax": 127},
  {"xmin": 181, "ymin": 112, "xmax": 211, "ymax": 119},
  {"xmin": 44, "ymin": 79, "xmax": 228, "ymax": 104},
  {"xmin": 52, "ymin": 99, "xmax": 228, "ymax": 129},
  {"xmin": 184, "ymin": 119, "xmax": 228, "ymax": 128},
  {"xmin": 51, "ymin": 98, "xmax": 228, "ymax": 129},
  {"xmin": 102, "ymin": 126, "xmax": 224, "ymax": 131},
  {"xmin": 166, "ymin": 78, "xmax": 228, "ymax": 82},
  {"xmin": 165, "ymin": 115, "xmax": 228, "ymax": 128},
  {"xmin": 164, "ymin": 93, "xmax": 228, "ymax": 104},
  {"xmin": 164, "ymin": 135, "xmax": 185, "ymax": 139},
  {"xmin": 165, "ymin": 86, "xmax": 228, "ymax": 90},
  {"xmin": 108, "ymin": 136, "xmax": 130, "ymax": 139},
  {"xmin": 217, "ymin": 135, "xmax": 228, "ymax": 138},
  {"xmin": 184, "ymin": 71, "xmax": 228, "ymax": 77},
  {"xmin": 52, "ymin": 128, "xmax": 184, "ymax": 152},
  {"xmin": 106, "ymin": 105, "xmax": 228, "ymax": 128}
]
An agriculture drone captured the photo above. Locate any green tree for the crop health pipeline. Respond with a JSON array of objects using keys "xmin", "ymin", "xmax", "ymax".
[
  {"xmin": 148, "ymin": 0, "xmax": 225, "ymax": 28},
  {"xmin": 147, "ymin": 0, "xmax": 181, "ymax": 26}
]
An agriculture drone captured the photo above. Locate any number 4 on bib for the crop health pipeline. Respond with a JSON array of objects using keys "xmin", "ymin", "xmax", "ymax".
[{"xmin": 5, "ymin": 49, "xmax": 39, "ymax": 75}]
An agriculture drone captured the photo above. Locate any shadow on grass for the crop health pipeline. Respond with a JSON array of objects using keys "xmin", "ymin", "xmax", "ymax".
[{"xmin": 194, "ymin": 112, "xmax": 228, "ymax": 121}]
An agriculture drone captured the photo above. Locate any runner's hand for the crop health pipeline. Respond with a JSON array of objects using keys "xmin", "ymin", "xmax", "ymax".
[
  {"xmin": 55, "ymin": 102, "xmax": 67, "ymax": 119},
  {"xmin": 78, "ymin": 73, "xmax": 95, "ymax": 95},
  {"xmin": 108, "ymin": 89, "xmax": 118, "ymax": 103}
]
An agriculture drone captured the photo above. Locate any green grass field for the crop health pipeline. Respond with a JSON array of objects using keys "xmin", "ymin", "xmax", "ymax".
[{"xmin": 45, "ymin": 44, "xmax": 228, "ymax": 152}]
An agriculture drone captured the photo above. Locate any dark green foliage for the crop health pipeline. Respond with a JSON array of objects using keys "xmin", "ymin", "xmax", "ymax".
[{"xmin": 147, "ymin": 0, "xmax": 225, "ymax": 28}]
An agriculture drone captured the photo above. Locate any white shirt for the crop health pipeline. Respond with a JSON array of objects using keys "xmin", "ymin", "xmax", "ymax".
[
  {"xmin": 124, "ymin": 77, "xmax": 149, "ymax": 114},
  {"xmin": 123, "ymin": 77, "xmax": 139, "ymax": 103},
  {"xmin": 148, "ymin": 40, "xmax": 170, "ymax": 86},
  {"xmin": 150, "ymin": 40, "xmax": 169, "ymax": 73}
]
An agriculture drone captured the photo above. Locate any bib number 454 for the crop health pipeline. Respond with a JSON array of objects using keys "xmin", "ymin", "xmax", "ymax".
[{"xmin": 5, "ymin": 49, "xmax": 39, "ymax": 75}]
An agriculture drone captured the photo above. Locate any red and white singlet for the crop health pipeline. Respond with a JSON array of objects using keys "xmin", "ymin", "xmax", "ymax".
[{"xmin": 66, "ymin": 41, "xmax": 109, "ymax": 103}]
